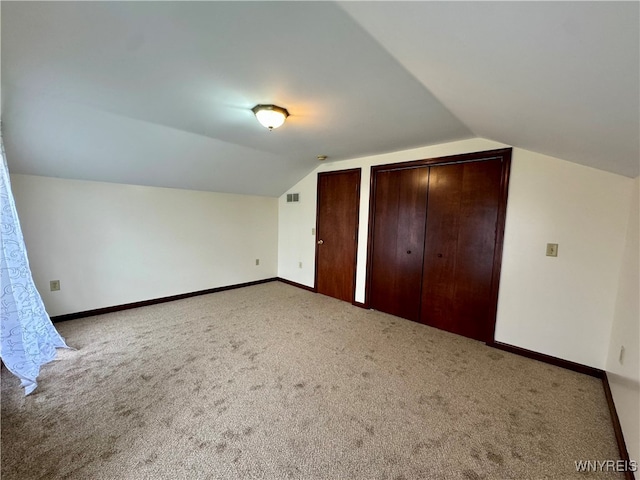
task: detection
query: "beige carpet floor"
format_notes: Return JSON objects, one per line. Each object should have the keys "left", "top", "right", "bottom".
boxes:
{"left": 1, "top": 281, "right": 622, "bottom": 479}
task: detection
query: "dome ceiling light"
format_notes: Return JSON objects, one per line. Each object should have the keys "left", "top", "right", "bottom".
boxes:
{"left": 252, "top": 104, "right": 289, "bottom": 131}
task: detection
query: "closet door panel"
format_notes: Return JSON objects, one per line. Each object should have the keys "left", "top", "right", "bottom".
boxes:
{"left": 419, "top": 164, "right": 462, "bottom": 324}
{"left": 421, "top": 160, "right": 503, "bottom": 341}
{"left": 370, "top": 167, "right": 428, "bottom": 321}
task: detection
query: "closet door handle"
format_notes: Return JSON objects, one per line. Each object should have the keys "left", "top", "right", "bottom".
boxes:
{"left": 437, "top": 253, "right": 443, "bottom": 258}
{"left": 406, "top": 250, "right": 412, "bottom": 254}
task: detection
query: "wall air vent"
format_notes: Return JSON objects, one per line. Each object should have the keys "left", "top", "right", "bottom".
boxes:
{"left": 286, "top": 193, "right": 300, "bottom": 203}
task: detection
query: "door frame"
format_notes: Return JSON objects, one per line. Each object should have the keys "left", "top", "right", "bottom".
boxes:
{"left": 314, "top": 168, "right": 362, "bottom": 303}
{"left": 365, "top": 148, "right": 512, "bottom": 342}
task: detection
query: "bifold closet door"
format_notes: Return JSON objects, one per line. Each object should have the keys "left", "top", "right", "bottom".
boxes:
{"left": 420, "top": 160, "right": 503, "bottom": 341}
{"left": 369, "top": 167, "right": 429, "bottom": 321}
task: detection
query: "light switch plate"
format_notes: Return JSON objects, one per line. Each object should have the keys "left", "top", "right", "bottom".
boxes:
{"left": 546, "top": 243, "right": 558, "bottom": 257}
{"left": 50, "top": 280, "right": 60, "bottom": 291}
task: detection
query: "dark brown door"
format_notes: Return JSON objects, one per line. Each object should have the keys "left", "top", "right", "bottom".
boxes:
{"left": 369, "top": 167, "right": 429, "bottom": 321}
{"left": 420, "top": 160, "right": 503, "bottom": 341}
{"left": 315, "top": 169, "right": 361, "bottom": 302}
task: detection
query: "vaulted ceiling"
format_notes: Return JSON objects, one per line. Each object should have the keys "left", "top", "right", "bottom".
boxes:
{"left": 2, "top": 2, "right": 638, "bottom": 197}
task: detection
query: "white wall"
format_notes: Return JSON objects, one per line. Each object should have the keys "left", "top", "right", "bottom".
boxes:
{"left": 277, "top": 138, "right": 633, "bottom": 369}
{"left": 11, "top": 174, "right": 278, "bottom": 316}
{"left": 496, "top": 149, "right": 632, "bottom": 368}
{"left": 606, "top": 176, "right": 639, "bottom": 463}
{"left": 278, "top": 172, "right": 318, "bottom": 286}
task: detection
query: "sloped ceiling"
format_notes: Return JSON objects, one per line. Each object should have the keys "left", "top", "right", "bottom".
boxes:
{"left": 2, "top": 2, "right": 638, "bottom": 197}
{"left": 340, "top": 1, "right": 640, "bottom": 178}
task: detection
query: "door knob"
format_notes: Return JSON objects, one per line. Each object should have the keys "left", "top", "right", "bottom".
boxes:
{"left": 437, "top": 253, "right": 443, "bottom": 257}
{"left": 317, "top": 240, "right": 324, "bottom": 245}
{"left": 406, "top": 250, "right": 412, "bottom": 254}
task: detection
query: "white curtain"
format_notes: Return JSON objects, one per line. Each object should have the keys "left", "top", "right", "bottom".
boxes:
{"left": 0, "top": 128, "right": 68, "bottom": 395}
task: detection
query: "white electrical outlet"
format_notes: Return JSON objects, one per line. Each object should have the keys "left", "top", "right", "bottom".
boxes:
{"left": 299, "top": 262, "right": 303, "bottom": 269}
{"left": 312, "top": 228, "right": 316, "bottom": 235}
{"left": 619, "top": 345, "right": 625, "bottom": 365}
{"left": 50, "top": 280, "right": 60, "bottom": 291}
{"left": 255, "top": 259, "right": 260, "bottom": 266}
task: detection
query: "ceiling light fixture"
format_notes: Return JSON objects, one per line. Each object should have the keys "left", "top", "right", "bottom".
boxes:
{"left": 252, "top": 104, "right": 289, "bottom": 130}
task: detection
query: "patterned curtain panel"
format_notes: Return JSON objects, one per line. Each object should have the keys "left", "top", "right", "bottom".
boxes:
{"left": 0, "top": 130, "right": 68, "bottom": 395}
